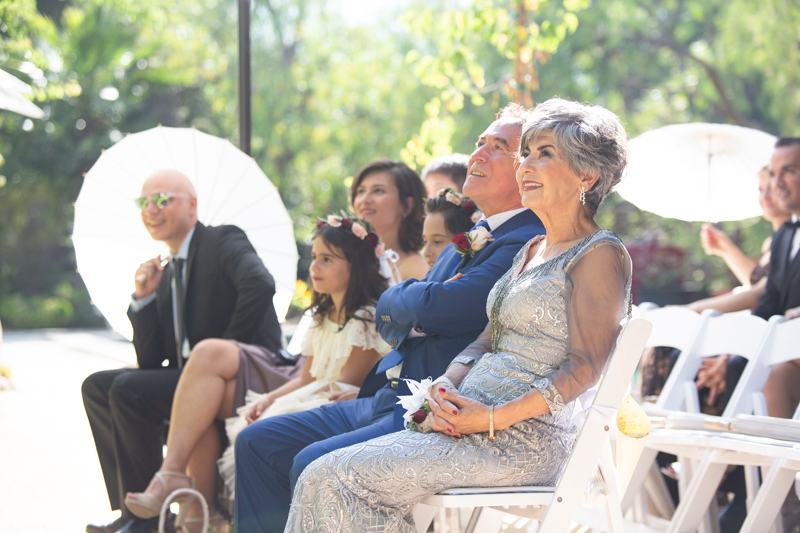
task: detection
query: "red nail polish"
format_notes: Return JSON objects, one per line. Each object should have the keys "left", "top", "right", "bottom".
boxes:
{"left": 452, "top": 410, "right": 458, "bottom": 415}
{"left": 447, "top": 428, "right": 452, "bottom": 432}
{"left": 438, "top": 387, "right": 446, "bottom": 394}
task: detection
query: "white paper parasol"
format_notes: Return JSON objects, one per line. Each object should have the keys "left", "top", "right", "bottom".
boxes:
{"left": 0, "top": 68, "right": 45, "bottom": 119}
{"left": 616, "top": 123, "right": 776, "bottom": 222}
{"left": 73, "top": 126, "right": 297, "bottom": 340}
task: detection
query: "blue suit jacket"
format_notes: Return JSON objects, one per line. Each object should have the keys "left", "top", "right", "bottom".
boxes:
{"left": 360, "top": 209, "right": 545, "bottom": 430}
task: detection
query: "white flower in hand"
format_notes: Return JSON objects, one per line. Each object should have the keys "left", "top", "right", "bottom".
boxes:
{"left": 397, "top": 378, "right": 435, "bottom": 431}
{"left": 469, "top": 226, "right": 494, "bottom": 252}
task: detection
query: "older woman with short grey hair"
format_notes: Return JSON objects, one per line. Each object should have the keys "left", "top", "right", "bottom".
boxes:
{"left": 283, "top": 98, "right": 632, "bottom": 533}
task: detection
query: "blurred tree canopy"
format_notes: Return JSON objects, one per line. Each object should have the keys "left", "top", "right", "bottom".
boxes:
{"left": 0, "top": 0, "right": 797, "bottom": 327}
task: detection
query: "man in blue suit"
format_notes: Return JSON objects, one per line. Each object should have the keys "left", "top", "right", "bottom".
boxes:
{"left": 234, "top": 104, "right": 546, "bottom": 533}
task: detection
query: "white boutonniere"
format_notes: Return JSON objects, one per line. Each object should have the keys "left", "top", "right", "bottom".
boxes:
{"left": 452, "top": 226, "right": 494, "bottom": 257}
{"left": 396, "top": 378, "right": 435, "bottom": 433}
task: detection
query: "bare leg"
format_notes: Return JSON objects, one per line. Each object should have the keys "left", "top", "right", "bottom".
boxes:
{"left": 185, "top": 424, "right": 223, "bottom": 518}
{"left": 764, "top": 359, "right": 800, "bottom": 418}
{"left": 127, "top": 339, "right": 240, "bottom": 504}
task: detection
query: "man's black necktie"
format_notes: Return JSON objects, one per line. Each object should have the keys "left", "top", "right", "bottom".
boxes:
{"left": 172, "top": 258, "right": 186, "bottom": 369}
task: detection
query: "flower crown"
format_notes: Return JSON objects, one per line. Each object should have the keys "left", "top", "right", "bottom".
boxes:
{"left": 436, "top": 188, "right": 482, "bottom": 224}
{"left": 315, "top": 213, "right": 384, "bottom": 256}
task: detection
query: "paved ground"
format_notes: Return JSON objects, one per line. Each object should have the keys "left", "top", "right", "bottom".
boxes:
{"left": 0, "top": 329, "right": 135, "bottom": 532}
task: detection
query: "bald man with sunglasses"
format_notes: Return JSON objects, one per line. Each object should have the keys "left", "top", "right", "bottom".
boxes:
{"left": 82, "top": 170, "right": 287, "bottom": 533}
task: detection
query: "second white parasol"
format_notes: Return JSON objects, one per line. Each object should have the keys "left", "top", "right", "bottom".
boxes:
{"left": 73, "top": 126, "right": 297, "bottom": 341}
{"left": 616, "top": 123, "right": 776, "bottom": 222}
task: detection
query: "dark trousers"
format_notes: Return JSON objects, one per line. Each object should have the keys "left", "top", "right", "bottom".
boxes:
{"left": 234, "top": 387, "right": 396, "bottom": 533}
{"left": 82, "top": 367, "right": 181, "bottom": 517}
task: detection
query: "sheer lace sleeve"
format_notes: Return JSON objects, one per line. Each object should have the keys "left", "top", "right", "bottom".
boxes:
{"left": 539, "top": 240, "right": 631, "bottom": 412}
{"left": 450, "top": 322, "right": 491, "bottom": 366}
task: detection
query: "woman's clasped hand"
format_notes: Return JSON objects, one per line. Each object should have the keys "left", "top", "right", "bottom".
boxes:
{"left": 427, "top": 384, "right": 492, "bottom": 438}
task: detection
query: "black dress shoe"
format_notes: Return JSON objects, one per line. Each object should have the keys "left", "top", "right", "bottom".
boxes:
{"left": 86, "top": 516, "right": 133, "bottom": 533}
{"left": 116, "top": 517, "right": 159, "bottom": 533}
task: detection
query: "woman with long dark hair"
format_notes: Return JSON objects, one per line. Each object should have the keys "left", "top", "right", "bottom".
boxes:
{"left": 351, "top": 160, "right": 428, "bottom": 280}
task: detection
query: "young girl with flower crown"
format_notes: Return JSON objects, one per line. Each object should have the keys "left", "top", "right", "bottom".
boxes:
{"left": 422, "top": 188, "right": 482, "bottom": 269}
{"left": 125, "top": 216, "right": 390, "bottom": 532}
{"left": 216, "top": 215, "right": 391, "bottom": 498}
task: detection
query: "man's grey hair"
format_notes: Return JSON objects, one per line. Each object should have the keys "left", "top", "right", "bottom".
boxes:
{"left": 496, "top": 102, "right": 530, "bottom": 125}
{"left": 520, "top": 98, "right": 629, "bottom": 216}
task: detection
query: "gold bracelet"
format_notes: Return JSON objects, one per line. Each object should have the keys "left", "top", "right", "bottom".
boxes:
{"left": 488, "top": 405, "right": 496, "bottom": 440}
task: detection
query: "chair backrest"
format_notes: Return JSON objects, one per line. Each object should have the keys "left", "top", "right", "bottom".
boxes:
{"left": 725, "top": 315, "right": 800, "bottom": 418}
{"left": 654, "top": 310, "right": 769, "bottom": 413}
{"left": 538, "top": 318, "right": 652, "bottom": 530}
{"left": 641, "top": 306, "right": 706, "bottom": 354}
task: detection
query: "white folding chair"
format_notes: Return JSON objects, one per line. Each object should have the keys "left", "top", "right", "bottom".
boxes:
{"left": 623, "top": 309, "right": 771, "bottom": 532}
{"left": 412, "top": 318, "right": 653, "bottom": 533}
{"left": 648, "top": 316, "right": 800, "bottom": 533}
{"left": 619, "top": 306, "right": 709, "bottom": 525}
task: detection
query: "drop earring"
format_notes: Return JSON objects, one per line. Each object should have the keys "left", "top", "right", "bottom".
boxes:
{"left": 579, "top": 186, "right": 586, "bottom": 206}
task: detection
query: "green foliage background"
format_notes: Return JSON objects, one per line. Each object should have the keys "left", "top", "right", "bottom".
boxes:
{"left": 0, "top": 0, "right": 796, "bottom": 327}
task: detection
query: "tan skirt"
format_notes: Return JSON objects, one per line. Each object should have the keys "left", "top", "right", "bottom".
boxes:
{"left": 230, "top": 341, "right": 306, "bottom": 410}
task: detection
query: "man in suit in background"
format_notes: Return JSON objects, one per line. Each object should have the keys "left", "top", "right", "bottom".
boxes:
{"left": 753, "top": 138, "right": 800, "bottom": 419}
{"left": 82, "top": 170, "right": 284, "bottom": 533}
{"left": 234, "top": 104, "right": 546, "bottom": 533}
{"left": 754, "top": 138, "right": 800, "bottom": 321}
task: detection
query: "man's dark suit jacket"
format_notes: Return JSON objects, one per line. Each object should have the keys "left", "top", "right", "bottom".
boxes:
{"left": 368, "top": 209, "right": 546, "bottom": 430}
{"left": 754, "top": 221, "right": 800, "bottom": 320}
{"left": 128, "top": 221, "right": 283, "bottom": 366}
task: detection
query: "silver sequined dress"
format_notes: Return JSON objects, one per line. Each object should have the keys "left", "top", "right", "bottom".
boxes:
{"left": 285, "top": 230, "right": 631, "bottom": 533}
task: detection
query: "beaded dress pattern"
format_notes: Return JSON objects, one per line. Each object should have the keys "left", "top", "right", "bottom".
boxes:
{"left": 285, "top": 230, "right": 631, "bottom": 533}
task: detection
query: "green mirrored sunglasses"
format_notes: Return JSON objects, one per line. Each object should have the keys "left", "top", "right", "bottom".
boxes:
{"left": 134, "top": 192, "right": 179, "bottom": 210}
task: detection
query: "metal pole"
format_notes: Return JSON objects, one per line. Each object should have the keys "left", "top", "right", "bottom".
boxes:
{"left": 238, "top": 0, "right": 251, "bottom": 155}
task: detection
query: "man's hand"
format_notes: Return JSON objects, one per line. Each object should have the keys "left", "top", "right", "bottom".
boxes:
{"left": 696, "top": 355, "right": 729, "bottom": 406}
{"left": 134, "top": 256, "right": 165, "bottom": 299}
{"left": 445, "top": 273, "right": 463, "bottom": 283}
{"left": 328, "top": 389, "right": 359, "bottom": 402}
{"left": 427, "top": 384, "right": 490, "bottom": 437}
{"left": 786, "top": 306, "right": 800, "bottom": 320}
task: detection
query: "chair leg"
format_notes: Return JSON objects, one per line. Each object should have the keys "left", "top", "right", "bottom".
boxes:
{"left": 413, "top": 503, "right": 437, "bottom": 533}
{"left": 621, "top": 447, "right": 659, "bottom": 511}
{"left": 463, "top": 507, "right": 504, "bottom": 533}
{"left": 740, "top": 459, "right": 797, "bottom": 533}
{"left": 666, "top": 452, "right": 728, "bottom": 533}
{"left": 680, "top": 455, "right": 719, "bottom": 533}
{"left": 599, "top": 439, "right": 625, "bottom": 533}
{"left": 645, "top": 461, "right": 675, "bottom": 519}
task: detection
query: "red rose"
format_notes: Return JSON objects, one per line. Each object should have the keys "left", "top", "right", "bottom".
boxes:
{"left": 462, "top": 199, "right": 477, "bottom": 215}
{"left": 452, "top": 232, "right": 471, "bottom": 250}
{"left": 341, "top": 218, "right": 351, "bottom": 228}
{"left": 316, "top": 220, "right": 326, "bottom": 229}
{"left": 412, "top": 409, "right": 428, "bottom": 424}
{"left": 366, "top": 231, "right": 379, "bottom": 248}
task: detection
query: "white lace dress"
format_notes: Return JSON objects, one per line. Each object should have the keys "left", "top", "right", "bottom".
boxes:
{"left": 218, "top": 305, "right": 391, "bottom": 497}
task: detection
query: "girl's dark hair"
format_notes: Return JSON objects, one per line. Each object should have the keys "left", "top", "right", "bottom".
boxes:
{"left": 425, "top": 197, "right": 475, "bottom": 236}
{"left": 349, "top": 160, "right": 425, "bottom": 253}
{"left": 308, "top": 223, "right": 388, "bottom": 327}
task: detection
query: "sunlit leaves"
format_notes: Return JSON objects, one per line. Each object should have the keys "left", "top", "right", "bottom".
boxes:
{"left": 398, "top": 0, "right": 587, "bottom": 165}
